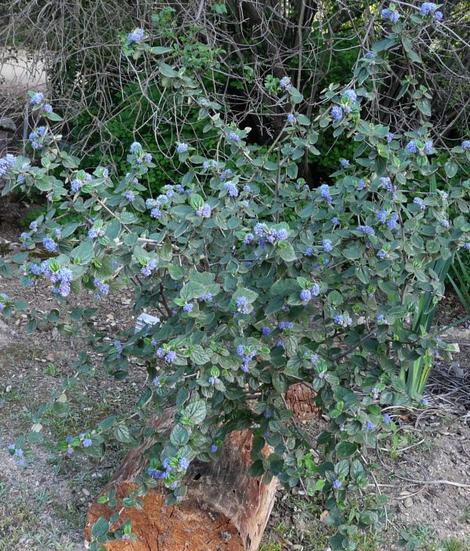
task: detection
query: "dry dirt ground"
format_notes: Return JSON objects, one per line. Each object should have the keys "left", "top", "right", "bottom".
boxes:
{"left": 0, "top": 204, "right": 469, "bottom": 551}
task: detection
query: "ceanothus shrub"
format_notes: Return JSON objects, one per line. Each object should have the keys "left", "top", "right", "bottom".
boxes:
{"left": 1, "top": 19, "right": 470, "bottom": 551}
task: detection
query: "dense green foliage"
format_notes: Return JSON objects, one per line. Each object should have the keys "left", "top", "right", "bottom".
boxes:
{"left": 1, "top": 4, "right": 469, "bottom": 551}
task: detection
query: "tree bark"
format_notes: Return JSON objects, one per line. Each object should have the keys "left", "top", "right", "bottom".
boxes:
{"left": 86, "top": 383, "right": 318, "bottom": 551}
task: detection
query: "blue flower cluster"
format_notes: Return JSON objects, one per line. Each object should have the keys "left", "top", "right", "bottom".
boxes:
{"left": 248, "top": 223, "right": 288, "bottom": 246}
{"left": 127, "top": 28, "right": 145, "bottom": 44}
{"left": 334, "top": 313, "right": 352, "bottom": 327}
{"left": 196, "top": 203, "right": 212, "bottom": 218}
{"left": 176, "top": 142, "right": 189, "bottom": 154}
{"left": 224, "top": 180, "right": 238, "bottom": 197}
{"left": 156, "top": 348, "right": 177, "bottom": 363}
{"left": 0, "top": 293, "right": 8, "bottom": 311}
{"left": 236, "top": 344, "right": 256, "bottom": 373}
{"left": 381, "top": 6, "right": 400, "bottom": 23}
{"left": 141, "top": 259, "right": 157, "bottom": 277}
{"left": 357, "top": 225, "right": 375, "bottom": 236}
{"left": 29, "top": 126, "right": 47, "bottom": 150}
{"left": 377, "top": 209, "right": 399, "bottom": 230}
{"left": 299, "top": 283, "right": 320, "bottom": 303}
{"left": 330, "top": 105, "right": 343, "bottom": 122}
{"left": 279, "top": 76, "right": 292, "bottom": 90}
{"left": 235, "top": 295, "right": 250, "bottom": 314}
{"left": 413, "top": 197, "right": 426, "bottom": 210}
{"left": 0, "top": 154, "right": 17, "bottom": 177}
{"left": 462, "top": 140, "right": 470, "bottom": 151}
{"left": 29, "top": 262, "right": 72, "bottom": 297}
{"left": 71, "top": 172, "right": 92, "bottom": 193}
{"left": 128, "top": 142, "right": 152, "bottom": 165}
{"left": 30, "top": 92, "right": 44, "bottom": 105}
{"left": 319, "top": 184, "right": 332, "bottom": 204}
{"left": 94, "top": 278, "right": 109, "bottom": 298}
{"left": 420, "top": 3, "right": 443, "bottom": 22}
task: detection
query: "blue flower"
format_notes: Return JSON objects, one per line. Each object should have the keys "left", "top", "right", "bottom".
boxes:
{"left": 42, "top": 237, "right": 57, "bottom": 252}
{"left": 224, "top": 181, "right": 238, "bottom": 197}
{"left": 365, "top": 51, "right": 375, "bottom": 59}
{"left": 227, "top": 131, "right": 240, "bottom": 143}
{"left": 196, "top": 204, "right": 211, "bottom": 218}
{"left": 377, "top": 249, "right": 387, "bottom": 259}
{"left": 279, "top": 76, "right": 292, "bottom": 90}
{"left": 141, "top": 259, "right": 157, "bottom": 277}
{"left": 332, "top": 479, "right": 342, "bottom": 489}
{"left": 150, "top": 207, "right": 162, "bottom": 219}
{"left": 330, "top": 105, "right": 343, "bottom": 122}
{"left": 434, "top": 10, "right": 443, "bottom": 22}
{"left": 165, "top": 351, "right": 177, "bottom": 363}
{"left": 439, "top": 219, "right": 450, "bottom": 229}
{"left": 376, "top": 314, "right": 385, "bottom": 323}
{"left": 94, "top": 278, "right": 109, "bottom": 298}
{"left": 300, "top": 289, "right": 312, "bottom": 303}
{"left": 342, "top": 89, "right": 357, "bottom": 103}
{"left": 383, "top": 413, "right": 392, "bottom": 425}
{"left": 379, "top": 177, "right": 395, "bottom": 193}
{"left": 423, "top": 139, "right": 434, "bottom": 155}
{"left": 179, "top": 457, "right": 190, "bottom": 470}
{"left": 278, "top": 321, "right": 294, "bottom": 330}
{"left": 244, "top": 233, "right": 254, "bottom": 245}
{"left": 310, "top": 353, "right": 319, "bottom": 365}
{"left": 144, "top": 153, "right": 153, "bottom": 163}
{"left": 366, "top": 421, "right": 376, "bottom": 431}
{"left": 287, "top": 113, "right": 296, "bottom": 124}
{"left": 420, "top": 2, "right": 438, "bottom": 16}
{"left": 406, "top": 140, "right": 417, "bottom": 154}
{"left": 339, "top": 158, "right": 349, "bottom": 168}
{"left": 319, "top": 184, "right": 332, "bottom": 204}
{"left": 461, "top": 140, "right": 470, "bottom": 151}
{"left": 0, "top": 154, "right": 16, "bottom": 176}
{"left": 147, "top": 468, "right": 165, "bottom": 479}
{"left": 176, "top": 142, "right": 189, "bottom": 154}
{"left": 311, "top": 283, "right": 320, "bottom": 296}
{"left": 236, "top": 295, "right": 250, "bottom": 314}
{"left": 88, "top": 227, "right": 98, "bottom": 239}
{"left": 200, "top": 292, "right": 213, "bottom": 302}
{"left": 357, "top": 225, "right": 375, "bottom": 236}
{"left": 377, "top": 209, "right": 388, "bottom": 224}
{"left": 220, "top": 168, "right": 233, "bottom": 180}
{"left": 386, "top": 132, "right": 395, "bottom": 143}
{"left": 274, "top": 228, "right": 288, "bottom": 241}
{"left": 357, "top": 179, "right": 366, "bottom": 191}
{"left": 43, "top": 103, "right": 53, "bottom": 113}
{"left": 83, "top": 438, "right": 92, "bottom": 448}
{"left": 210, "top": 444, "right": 218, "bottom": 453}
{"left": 183, "top": 302, "right": 193, "bottom": 313}
{"left": 208, "top": 376, "right": 219, "bottom": 385}
{"left": 331, "top": 217, "right": 340, "bottom": 225}
{"left": 30, "top": 92, "right": 44, "bottom": 105}
{"left": 129, "top": 142, "right": 141, "bottom": 154}
{"left": 261, "top": 326, "right": 272, "bottom": 336}
{"left": 386, "top": 212, "right": 399, "bottom": 230}
{"left": 413, "top": 197, "right": 426, "bottom": 210}
{"left": 127, "top": 28, "right": 145, "bottom": 44}
{"left": 381, "top": 7, "right": 400, "bottom": 23}
{"left": 71, "top": 179, "right": 82, "bottom": 193}
{"left": 305, "top": 246, "right": 314, "bottom": 257}
{"left": 322, "top": 239, "right": 333, "bottom": 253}
{"left": 124, "top": 191, "right": 135, "bottom": 202}
{"left": 464, "top": 243, "right": 470, "bottom": 251}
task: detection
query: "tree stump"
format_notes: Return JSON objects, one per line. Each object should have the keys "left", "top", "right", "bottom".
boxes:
{"left": 86, "top": 384, "right": 318, "bottom": 551}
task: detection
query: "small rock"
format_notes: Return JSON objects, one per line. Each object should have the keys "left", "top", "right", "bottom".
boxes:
{"left": 404, "top": 497, "right": 413, "bottom": 508}
{"left": 82, "top": 488, "right": 90, "bottom": 496}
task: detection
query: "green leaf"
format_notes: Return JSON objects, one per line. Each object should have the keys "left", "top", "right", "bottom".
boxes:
{"left": 170, "top": 424, "right": 190, "bottom": 446}
{"left": 444, "top": 160, "right": 458, "bottom": 179}
{"left": 336, "top": 441, "right": 358, "bottom": 458}
{"left": 71, "top": 240, "right": 94, "bottom": 265}
{"left": 190, "top": 345, "right": 211, "bottom": 365}
{"left": 113, "top": 424, "right": 133, "bottom": 443}
{"left": 277, "top": 242, "right": 296, "bottom": 262}
{"left": 91, "top": 517, "right": 109, "bottom": 539}
{"left": 183, "top": 400, "right": 207, "bottom": 425}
